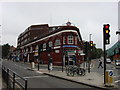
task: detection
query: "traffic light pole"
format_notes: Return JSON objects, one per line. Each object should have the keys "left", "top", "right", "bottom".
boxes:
{"left": 103, "top": 27, "right": 106, "bottom": 85}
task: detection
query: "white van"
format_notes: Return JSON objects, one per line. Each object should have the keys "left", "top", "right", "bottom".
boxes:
{"left": 115, "top": 60, "right": 120, "bottom": 69}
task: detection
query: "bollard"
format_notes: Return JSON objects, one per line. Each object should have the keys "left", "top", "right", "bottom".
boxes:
{"left": 31, "top": 62, "right": 35, "bottom": 69}
{"left": 25, "top": 79, "right": 27, "bottom": 90}
{"left": 105, "top": 70, "right": 114, "bottom": 87}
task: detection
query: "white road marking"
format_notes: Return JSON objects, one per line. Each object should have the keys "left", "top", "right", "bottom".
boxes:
{"left": 115, "top": 80, "right": 120, "bottom": 83}
{"left": 36, "top": 71, "right": 43, "bottom": 74}
{"left": 15, "top": 75, "right": 49, "bottom": 79}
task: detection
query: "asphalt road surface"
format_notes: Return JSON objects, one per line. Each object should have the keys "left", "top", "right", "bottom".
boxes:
{"left": 2, "top": 60, "right": 102, "bottom": 89}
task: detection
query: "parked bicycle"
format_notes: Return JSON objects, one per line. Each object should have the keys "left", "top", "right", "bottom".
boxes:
{"left": 65, "top": 65, "right": 86, "bottom": 76}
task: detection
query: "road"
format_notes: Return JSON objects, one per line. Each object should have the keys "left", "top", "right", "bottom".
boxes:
{"left": 2, "top": 60, "right": 102, "bottom": 89}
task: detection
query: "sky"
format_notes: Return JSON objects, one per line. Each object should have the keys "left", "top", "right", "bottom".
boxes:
{"left": 1, "top": 0, "right": 119, "bottom": 50}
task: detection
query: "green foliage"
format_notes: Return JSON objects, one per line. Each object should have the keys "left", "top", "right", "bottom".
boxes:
{"left": 2, "top": 43, "right": 10, "bottom": 59}
{"left": 83, "top": 41, "right": 103, "bottom": 59}
{"left": 91, "top": 48, "right": 103, "bottom": 59}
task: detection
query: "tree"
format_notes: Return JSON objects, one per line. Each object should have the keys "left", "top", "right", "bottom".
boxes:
{"left": 91, "top": 48, "right": 103, "bottom": 59}
{"left": 2, "top": 43, "right": 10, "bottom": 59}
{"left": 83, "top": 41, "right": 103, "bottom": 59}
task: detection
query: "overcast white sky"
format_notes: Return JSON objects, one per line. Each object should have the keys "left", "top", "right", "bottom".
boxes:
{"left": 1, "top": 0, "right": 119, "bottom": 50}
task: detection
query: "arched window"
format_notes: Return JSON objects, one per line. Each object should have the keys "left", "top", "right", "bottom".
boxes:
{"left": 49, "top": 41, "right": 53, "bottom": 47}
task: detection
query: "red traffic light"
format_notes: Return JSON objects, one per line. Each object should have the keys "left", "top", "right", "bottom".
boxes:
{"left": 105, "top": 25, "right": 109, "bottom": 29}
{"left": 104, "top": 24, "right": 110, "bottom": 29}
{"left": 90, "top": 41, "right": 93, "bottom": 43}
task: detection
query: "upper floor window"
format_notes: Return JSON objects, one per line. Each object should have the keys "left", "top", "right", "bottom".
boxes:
{"left": 49, "top": 41, "right": 53, "bottom": 47}
{"left": 30, "top": 46, "right": 33, "bottom": 52}
{"left": 63, "top": 36, "right": 66, "bottom": 44}
{"left": 68, "top": 35, "right": 74, "bottom": 44}
{"left": 35, "top": 45, "right": 39, "bottom": 52}
{"left": 55, "top": 39, "right": 61, "bottom": 46}
{"left": 75, "top": 36, "right": 77, "bottom": 45}
{"left": 43, "top": 43, "right": 46, "bottom": 49}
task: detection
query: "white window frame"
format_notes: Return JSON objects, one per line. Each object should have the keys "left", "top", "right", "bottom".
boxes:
{"left": 68, "top": 35, "right": 74, "bottom": 44}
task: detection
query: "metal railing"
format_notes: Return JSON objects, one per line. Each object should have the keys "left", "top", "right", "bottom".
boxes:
{"left": 2, "top": 65, "right": 27, "bottom": 90}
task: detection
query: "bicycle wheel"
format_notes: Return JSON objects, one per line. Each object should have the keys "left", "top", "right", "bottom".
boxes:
{"left": 81, "top": 69, "right": 86, "bottom": 76}
{"left": 69, "top": 67, "right": 74, "bottom": 76}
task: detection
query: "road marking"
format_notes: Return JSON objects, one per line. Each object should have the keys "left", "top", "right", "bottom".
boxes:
{"left": 115, "top": 80, "right": 120, "bottom": 83}
{"left": 15, "top": 75, "right": 49, "bottom": 79}
{"left": 36, "top": 71, "right": 44, "bottom": 74}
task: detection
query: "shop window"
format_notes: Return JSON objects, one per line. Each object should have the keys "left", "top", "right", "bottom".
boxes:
{"left": 55, "top": 39, "right": 61, "bottom": 46}
{"left": 68, "top": 35, "right": 73, "bottom": 44}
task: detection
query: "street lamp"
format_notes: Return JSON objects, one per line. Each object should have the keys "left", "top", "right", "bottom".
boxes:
{"left": 88, "top": 34, "right": 92, "bottom": 73}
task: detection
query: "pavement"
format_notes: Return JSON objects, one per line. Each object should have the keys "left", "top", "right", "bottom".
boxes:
{"left": 31, "top": 63, "right": 118, "bottom": 90}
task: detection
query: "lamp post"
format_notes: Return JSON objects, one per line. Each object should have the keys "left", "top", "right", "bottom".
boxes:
{"left": 88, "top": 34, "right": 92, "bottom": 73}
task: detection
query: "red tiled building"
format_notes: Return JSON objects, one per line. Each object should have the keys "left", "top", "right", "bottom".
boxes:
{"left": 17, "top": 22, "right": 84, "bottom": 66}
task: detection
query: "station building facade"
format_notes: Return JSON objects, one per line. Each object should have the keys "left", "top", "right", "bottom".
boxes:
{"left": 17, "top": 22, "right": 84, "bottom": 66}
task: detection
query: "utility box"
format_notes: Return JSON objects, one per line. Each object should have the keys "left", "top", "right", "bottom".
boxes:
{"left": 105, "top": 70, "right": 114, "bottom": 87}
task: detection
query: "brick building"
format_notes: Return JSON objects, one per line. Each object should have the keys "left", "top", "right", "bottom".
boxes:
{"left": 17, "top": 22, "right": 84, "bottom": 66}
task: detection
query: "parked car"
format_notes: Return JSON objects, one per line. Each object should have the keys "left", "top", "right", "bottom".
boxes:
{"left": 106, "top": 58, "right": 111, "bottom": 64}
{"left": 115, "top": 60, "right": 120, "bottom": 69}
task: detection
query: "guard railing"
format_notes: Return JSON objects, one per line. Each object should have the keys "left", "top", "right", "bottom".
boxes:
{"left": 2, "top": 65, "right": 27, "bottom": 90}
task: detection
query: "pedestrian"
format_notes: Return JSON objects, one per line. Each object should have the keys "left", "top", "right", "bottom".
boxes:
{"left": 48, "top": 57, "right": 53, "bottom": 71}
{"left": 98, "top": 59, "right": 103, "bottom": 68}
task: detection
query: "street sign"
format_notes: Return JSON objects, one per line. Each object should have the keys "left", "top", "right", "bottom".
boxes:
{"left": 109, "top": 71, "right": 113, "bottom": 76}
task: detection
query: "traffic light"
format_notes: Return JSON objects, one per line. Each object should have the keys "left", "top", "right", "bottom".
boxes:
{"left": 90, "top": 41, "right": 93, "bottom": 49}
{"left": 103, "top": 24, "right": 110, "bottom": 44}
{"left": 84, "top": 42, "right": 89, "bottom": 54}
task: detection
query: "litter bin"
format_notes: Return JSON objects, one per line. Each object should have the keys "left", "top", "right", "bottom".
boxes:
{"left": 105, "top": 70, "right": 114, "bottom": 86}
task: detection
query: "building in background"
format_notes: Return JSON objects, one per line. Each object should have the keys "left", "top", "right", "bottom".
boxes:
{"left": 107, "top": 2, "right": 120, "bottom": 61}
{"left": 17, "top": 22, "right": 84, "bottom": 66}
